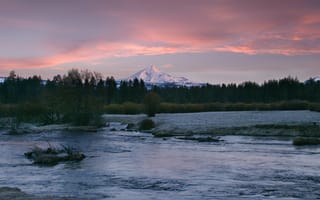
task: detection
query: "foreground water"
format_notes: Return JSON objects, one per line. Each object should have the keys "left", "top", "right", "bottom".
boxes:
{"left": 1, "top": 111, "right": 320, "bottom": 199}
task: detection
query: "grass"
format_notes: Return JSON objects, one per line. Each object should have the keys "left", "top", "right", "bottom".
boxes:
{"left": 103, "top": 100, "right": 320, "bottom": 114}
{"left": 103, "top": 102, "right": 144, "bottom": 114}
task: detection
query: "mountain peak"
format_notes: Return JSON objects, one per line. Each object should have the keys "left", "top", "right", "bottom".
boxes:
{"left": 147, "top": 65, "right": 160, "bottom": 73}
{"left": 125, "top": 65, "right": 202, "bottom": 87}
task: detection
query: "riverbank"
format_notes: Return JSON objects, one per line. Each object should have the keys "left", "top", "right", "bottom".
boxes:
{"left": 1, "top": 110, "right": 319, "bottom": 138}
{"left": 0, "top": 118, "right": 101, "bottom": 134}
{"left": 103, "top": 110, "right": 320, "bottom": 137}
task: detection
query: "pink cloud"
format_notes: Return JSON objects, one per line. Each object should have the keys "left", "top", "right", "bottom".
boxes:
{"left": 0, "top": 41, "right": 199, "bottom": 69}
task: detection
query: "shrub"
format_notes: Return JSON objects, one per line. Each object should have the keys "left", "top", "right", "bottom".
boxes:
{"left": 139, "top": 119, "right": 155, "bottom": 130}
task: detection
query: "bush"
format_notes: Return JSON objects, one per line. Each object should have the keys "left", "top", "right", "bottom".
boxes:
{"left": 139, "top": 119, "right": 155, "bottom": 130}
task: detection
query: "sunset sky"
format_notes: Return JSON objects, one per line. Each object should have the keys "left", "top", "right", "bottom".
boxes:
{"left": 0, "top": 0, "right": 319, "bottom": 83}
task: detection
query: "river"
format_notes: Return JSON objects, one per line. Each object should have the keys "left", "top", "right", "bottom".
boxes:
{"left": 1, "top": 111, "right": 320, "bottom": 199}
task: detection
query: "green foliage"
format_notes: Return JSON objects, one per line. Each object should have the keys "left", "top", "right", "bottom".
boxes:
{"left": 139, "top": 118, "right": 155, "bottom": 130}
{"left": 143, "top": 92, "right": 161, "bottom": 117}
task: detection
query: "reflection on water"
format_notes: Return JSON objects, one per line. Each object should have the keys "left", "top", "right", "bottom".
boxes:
{"left": 1, "top": 122, "right": 320, "bottom": 199}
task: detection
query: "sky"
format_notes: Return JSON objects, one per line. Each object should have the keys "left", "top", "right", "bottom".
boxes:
{"left": 0, "top": 0, "right": 319, "bottom": 84}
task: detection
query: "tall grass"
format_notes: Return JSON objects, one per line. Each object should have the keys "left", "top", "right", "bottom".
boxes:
{"left": 1, "top": 101, "right": 319, "bottom": 121}
{"left": 103, "top": 102, "right": 144, "bottom": 114}
{"left": 103, "top": 100, "right": 320, "bottom": 114}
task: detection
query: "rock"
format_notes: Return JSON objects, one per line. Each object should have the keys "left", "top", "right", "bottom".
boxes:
{"left": 105, "top": 122, "right": 128, "bottom": 131}
{"left": 24, "top": 145, "right": 85, "bottom": 166}
{"left": 177, "top": 136, "right": 222, "bottom": 142}
{"left": 126, "top": 123, "right": 135, "bottom": 130}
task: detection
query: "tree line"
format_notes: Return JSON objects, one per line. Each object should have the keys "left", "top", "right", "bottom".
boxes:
{"left": 1, "top": 70, "right": 319, "bottom": 105}
{"left": 153, "top": 77, "right": 320, "bottom": 103}
{"left": 0, "top": 69, "right": 319, "bottom": 124}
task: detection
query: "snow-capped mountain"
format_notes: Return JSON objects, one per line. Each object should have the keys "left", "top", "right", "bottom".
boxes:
{"left": 125, "top": 65, "right": 203, "bottom": 87}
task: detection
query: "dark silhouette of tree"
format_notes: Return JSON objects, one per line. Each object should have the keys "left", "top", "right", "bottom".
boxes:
{"left": 105, "top": 77, "right": 117, "bottom": 104}
{"left": 143, "top": 92, "right": 161, "bottom": 117}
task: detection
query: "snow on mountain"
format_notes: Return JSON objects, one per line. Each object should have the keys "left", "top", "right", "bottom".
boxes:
{"left": 304, "top": 76, "right": 320, "bottom": 83}
{"left": 0, "top": 77, "right": 5, "bottom": 83}
{"left": 125, "top": 65, "right": 202, "bottom": 87}
{"left": 313, "top": 76, "right": 320, "bottom": 82}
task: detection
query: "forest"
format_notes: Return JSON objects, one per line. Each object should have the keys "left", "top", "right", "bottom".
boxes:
{"left": 0, "top": 69, "right": 319, "bottom": 125}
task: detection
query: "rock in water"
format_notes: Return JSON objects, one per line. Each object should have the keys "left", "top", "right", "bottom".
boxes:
{"left": 24, "top": 145, "right": 85, "bottom": 166}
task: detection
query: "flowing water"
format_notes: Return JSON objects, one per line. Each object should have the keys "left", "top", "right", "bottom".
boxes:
{"left": 1, "top": 111, "right": 320, "bottom": 199}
